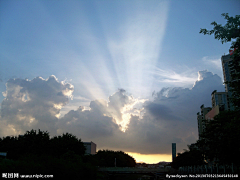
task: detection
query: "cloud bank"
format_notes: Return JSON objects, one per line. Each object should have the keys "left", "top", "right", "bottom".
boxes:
{"left": 0, "top": 70, "right": 225, "bottom": 154}
{"left": 0, "top": 76, "right": 73, "bottom": 136}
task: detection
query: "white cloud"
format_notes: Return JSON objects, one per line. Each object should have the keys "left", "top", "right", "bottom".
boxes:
{"left": 0, "top": 75, "right": 73, "bottom": 136}
{"left": 153, "top": 67, "right": 197, "bottom": 85}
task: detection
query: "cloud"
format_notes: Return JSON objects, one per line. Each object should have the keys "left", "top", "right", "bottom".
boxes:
{"left": 0, "top": 71, "right": 225, "bottom": 155}
{"left": 107, "top": 89, "right": 133, "bottom": 123}
{"left": 0, "top": 75, "right": 73, "bottom": 136}
{"left": 152, "top": 67, "right": 197, "bottom": 85}
{"left": 57, "top": 103, "right": 122, "bottom": 139}
{"left": 143, "top": 102, "right": 181, "bottom": 122}
{"left": 115, "top": 70, "right": 224, "bottom": 154}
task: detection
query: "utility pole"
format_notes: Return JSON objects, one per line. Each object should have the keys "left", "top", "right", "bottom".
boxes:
{"left": 115, "top": 158, "right": 116, "bottom": 167}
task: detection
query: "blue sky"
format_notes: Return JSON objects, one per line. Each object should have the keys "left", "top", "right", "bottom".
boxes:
{"left": 0, "top": 0, "right": 239, "bottom": 163}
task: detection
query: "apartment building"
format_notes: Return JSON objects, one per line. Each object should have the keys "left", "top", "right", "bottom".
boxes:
{"left": 197, "top": 104, "right": 211, "bottom": 140}
{"left": 221, "top": 53, "right": 239, "bottom": 110}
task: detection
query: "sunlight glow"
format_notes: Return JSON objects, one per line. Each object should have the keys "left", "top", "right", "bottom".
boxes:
{"left": 119, "top": 113, "right": 131, "bottom": 132}
{"left": 54, "top": 1, "right": 170, "bottom": 119}
{"left": 54, "top": 104, "right": 63, "bottom": 110}
{"left": 22, "top": 93, "right": 31, "bottom": 102}
{"left": 7, "top": 124, "right": 18, "bottom": 136}
{"left": 118, "top": 98, "right": 148, "bottom": 132}
{"left": 126, "top": 152, "right": 172, "bottom": 164}
{"left": 99, "top": 1, "right": 170, "bottom": 98}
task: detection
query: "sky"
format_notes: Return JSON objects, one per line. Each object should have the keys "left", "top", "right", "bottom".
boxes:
{"left": 0, "top": 0, "right": 239, "bottom": 163}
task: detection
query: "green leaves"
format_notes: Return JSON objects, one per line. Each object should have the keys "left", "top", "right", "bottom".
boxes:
{"left": 199, "top": 13, "right": 240, "bottom": 45}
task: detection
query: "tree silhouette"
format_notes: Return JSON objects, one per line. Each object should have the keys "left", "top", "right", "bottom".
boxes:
{"left": 170, "top": 145, "right": 205, "bottom": 169}
{"left": 197, "top": 111, "right": 240, "bottom": 166}
{"left": 0, "top": 129, "right": 94, "bottom": 179}
{"left": 95, "top": 150, "right": 136, "bottom": 167}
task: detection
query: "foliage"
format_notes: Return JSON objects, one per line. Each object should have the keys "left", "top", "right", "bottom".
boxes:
{"left": 199, "top": 13, "right": 240, "bottom": 46}
{"left": 197, "top": 110, "right": 240, "bottom": 166}
{"left": 0, "top": 129, "right": 137, "bottom": 179}
{"left": 170, "top": 145, "right": 205, "bottom": 169}
{"left": 0, "top": 129, "right": 97, "bottom": 180}
{"left": 0, "top": 129, "right": 86, "bottom": 160}
{"left": 49, "top": 132, "right": 86, "bottom": 158}
{"left": 95, "top": 150, "right": 136, "bottom": 167}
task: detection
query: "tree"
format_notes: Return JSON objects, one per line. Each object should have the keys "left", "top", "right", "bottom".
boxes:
{"left": 199, "top": 13, "right": 240, "bottom": 46}
{"left": 197, "top": 111, "right": 240, "bottom": 166}
{"left": 49, "top": 132, "right": 86, "bottom": 158}
{"left": 95, "top": 150, "right": 136, "bottom": 167}
{"left": 170, "top": 145, "right": 205, "bottom": 169}
{"left": 200, "top": 13, "right": 240, "bottom": 110}
{"left": 0, "top": 129, "right": 50, "bottom": 160}
{"left": 0, "top": 129, "right": 96, "bottom": 179}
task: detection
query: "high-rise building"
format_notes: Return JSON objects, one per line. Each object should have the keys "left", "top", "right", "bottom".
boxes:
{"left": 197, "top": 104, "right": 211, "bottom": 139}
{"left": 221, "top": 53, "right": 239, "bottom": 110}
{"left": 172, "top": 143, "right": 176, "bottom": 162}
{"left": 221, "top": 54, "right": 234, "bottom": 93}
{"left": 211, "top": 90, "right": 229, "bottom": 110}
{"left": 205, "top": 90, "right": 229, "bottom": 120}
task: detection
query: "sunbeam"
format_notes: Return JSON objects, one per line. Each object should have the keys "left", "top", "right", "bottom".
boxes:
{"left": 97, "top": 0, "right": 170, "bottom": 98}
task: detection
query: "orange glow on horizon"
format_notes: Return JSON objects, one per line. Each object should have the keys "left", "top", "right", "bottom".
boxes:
{"left": 126, "top": 152, "right": 172, "bottom": 164}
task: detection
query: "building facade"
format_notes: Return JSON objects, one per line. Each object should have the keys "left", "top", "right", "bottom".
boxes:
{"left": 221, "top": 53, "right": 239, "bottom": 110}
{"left": 211, "top": 90, "right": 229, "bottom": 111}
{"left": 205, "top": 90, "right": 229, "bottom": 120}
{"left": 197, "top": 104, "right": 211, "bottom": 139}
{"left": 83, "top": 141, "right": 96, "bottom": 155}
{"left": 221, "top": 54, "right": 234, "bottom": 93}
{"left": 205, "top": 105, "right": 220, "bottom": 120}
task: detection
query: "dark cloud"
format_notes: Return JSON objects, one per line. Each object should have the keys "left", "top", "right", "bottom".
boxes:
{"left": 57, "top": 103, "right": 121, "bottom": 139}
{"left": 118, "top": 88, "right": 126, "bottom": 93}
{"left": 143, "top": 102, "right": 181, "bottom": 121}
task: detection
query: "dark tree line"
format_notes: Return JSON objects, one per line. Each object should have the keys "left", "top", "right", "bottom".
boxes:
{"left": 0, "top": 129, "right": 95, "bottom": 179}
{"left": 170, "top": 145, "right": 205, "bottom": 169}
{"left": 196, "top": 110, "right": 240, "bottom": 166}
{"left": 0, "top": 130, "right": 86, "bottom": 160}
{"left": 94, "top": 150, "right": 136, "bottom": 167}
{"left": 0, "top": 129, "right": 136, "bottom": 179}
